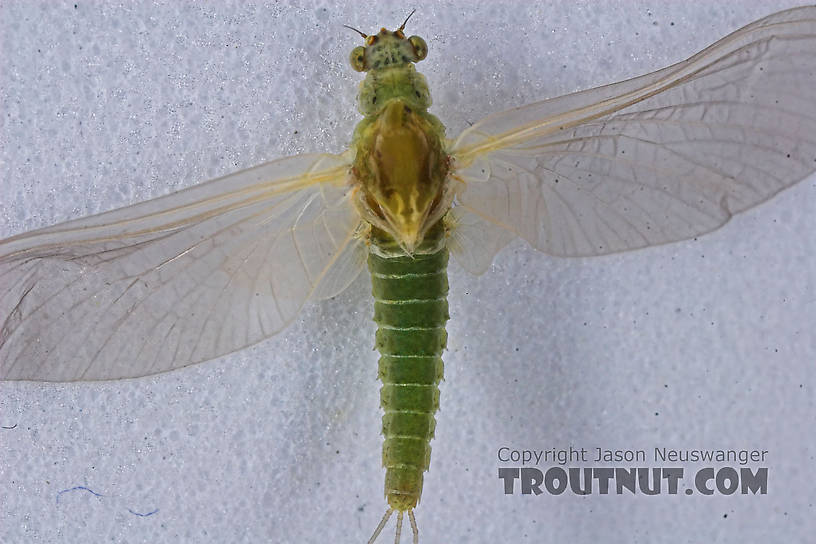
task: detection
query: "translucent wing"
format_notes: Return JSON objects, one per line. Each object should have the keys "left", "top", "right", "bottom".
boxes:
{"left": 450, "top": 6, "right": 816, "bottom": 261}
{"left": 0, "top": 153, "right": 365, "bottom": 382}
{"left": 446, "top": 208, "right": 515, "bottom": 275}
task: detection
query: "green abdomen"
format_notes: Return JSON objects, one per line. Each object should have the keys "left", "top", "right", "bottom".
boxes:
{"left": 368, "top": 222, "right": 449, "bottom": 511}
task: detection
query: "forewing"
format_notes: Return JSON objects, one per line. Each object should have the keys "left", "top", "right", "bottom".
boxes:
{"left": 0, "top": 153, "right": 364, "bottom": 381}
{"left": 450, "top": 6, "right": 816, "bottom": 259}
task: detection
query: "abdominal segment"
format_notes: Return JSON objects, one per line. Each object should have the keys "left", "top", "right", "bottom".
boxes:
{"left": 368, "top": 221, "right": 449, "bottom": 510}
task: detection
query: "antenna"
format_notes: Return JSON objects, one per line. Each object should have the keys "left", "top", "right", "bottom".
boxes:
{"left": 398, "top": 9, "right": 416, "bottom": 32}
{"left": 342, "top": 24, "right": 367, "bottom": 39}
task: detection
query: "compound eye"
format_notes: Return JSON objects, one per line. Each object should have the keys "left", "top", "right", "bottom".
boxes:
{"left": 350, "top": 46, "right": 366, "bottom": 72}
{"left": 408, "top": 36, "right": 427, "bottom": 61}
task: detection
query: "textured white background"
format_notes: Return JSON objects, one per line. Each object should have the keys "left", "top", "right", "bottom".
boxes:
{"left": 1, "top": 1, "right": 814, "bottom": 543}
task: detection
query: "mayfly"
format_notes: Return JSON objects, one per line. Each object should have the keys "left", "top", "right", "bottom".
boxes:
{"left": 2, "top": 6, "right": 816, "bottom": 543}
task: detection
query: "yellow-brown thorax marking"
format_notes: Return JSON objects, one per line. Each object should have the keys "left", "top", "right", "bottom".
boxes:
{"left": 353, "top": 99, "right": 448, "bottom": 252}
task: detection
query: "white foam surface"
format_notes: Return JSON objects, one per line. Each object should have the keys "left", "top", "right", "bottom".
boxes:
{"left": 1, "top": 1, "right": 814, "bottom": 542}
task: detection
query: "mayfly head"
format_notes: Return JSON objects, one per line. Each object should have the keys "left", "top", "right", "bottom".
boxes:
{"left": 346, "top": 10, "right": 427, "bottom": 73}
